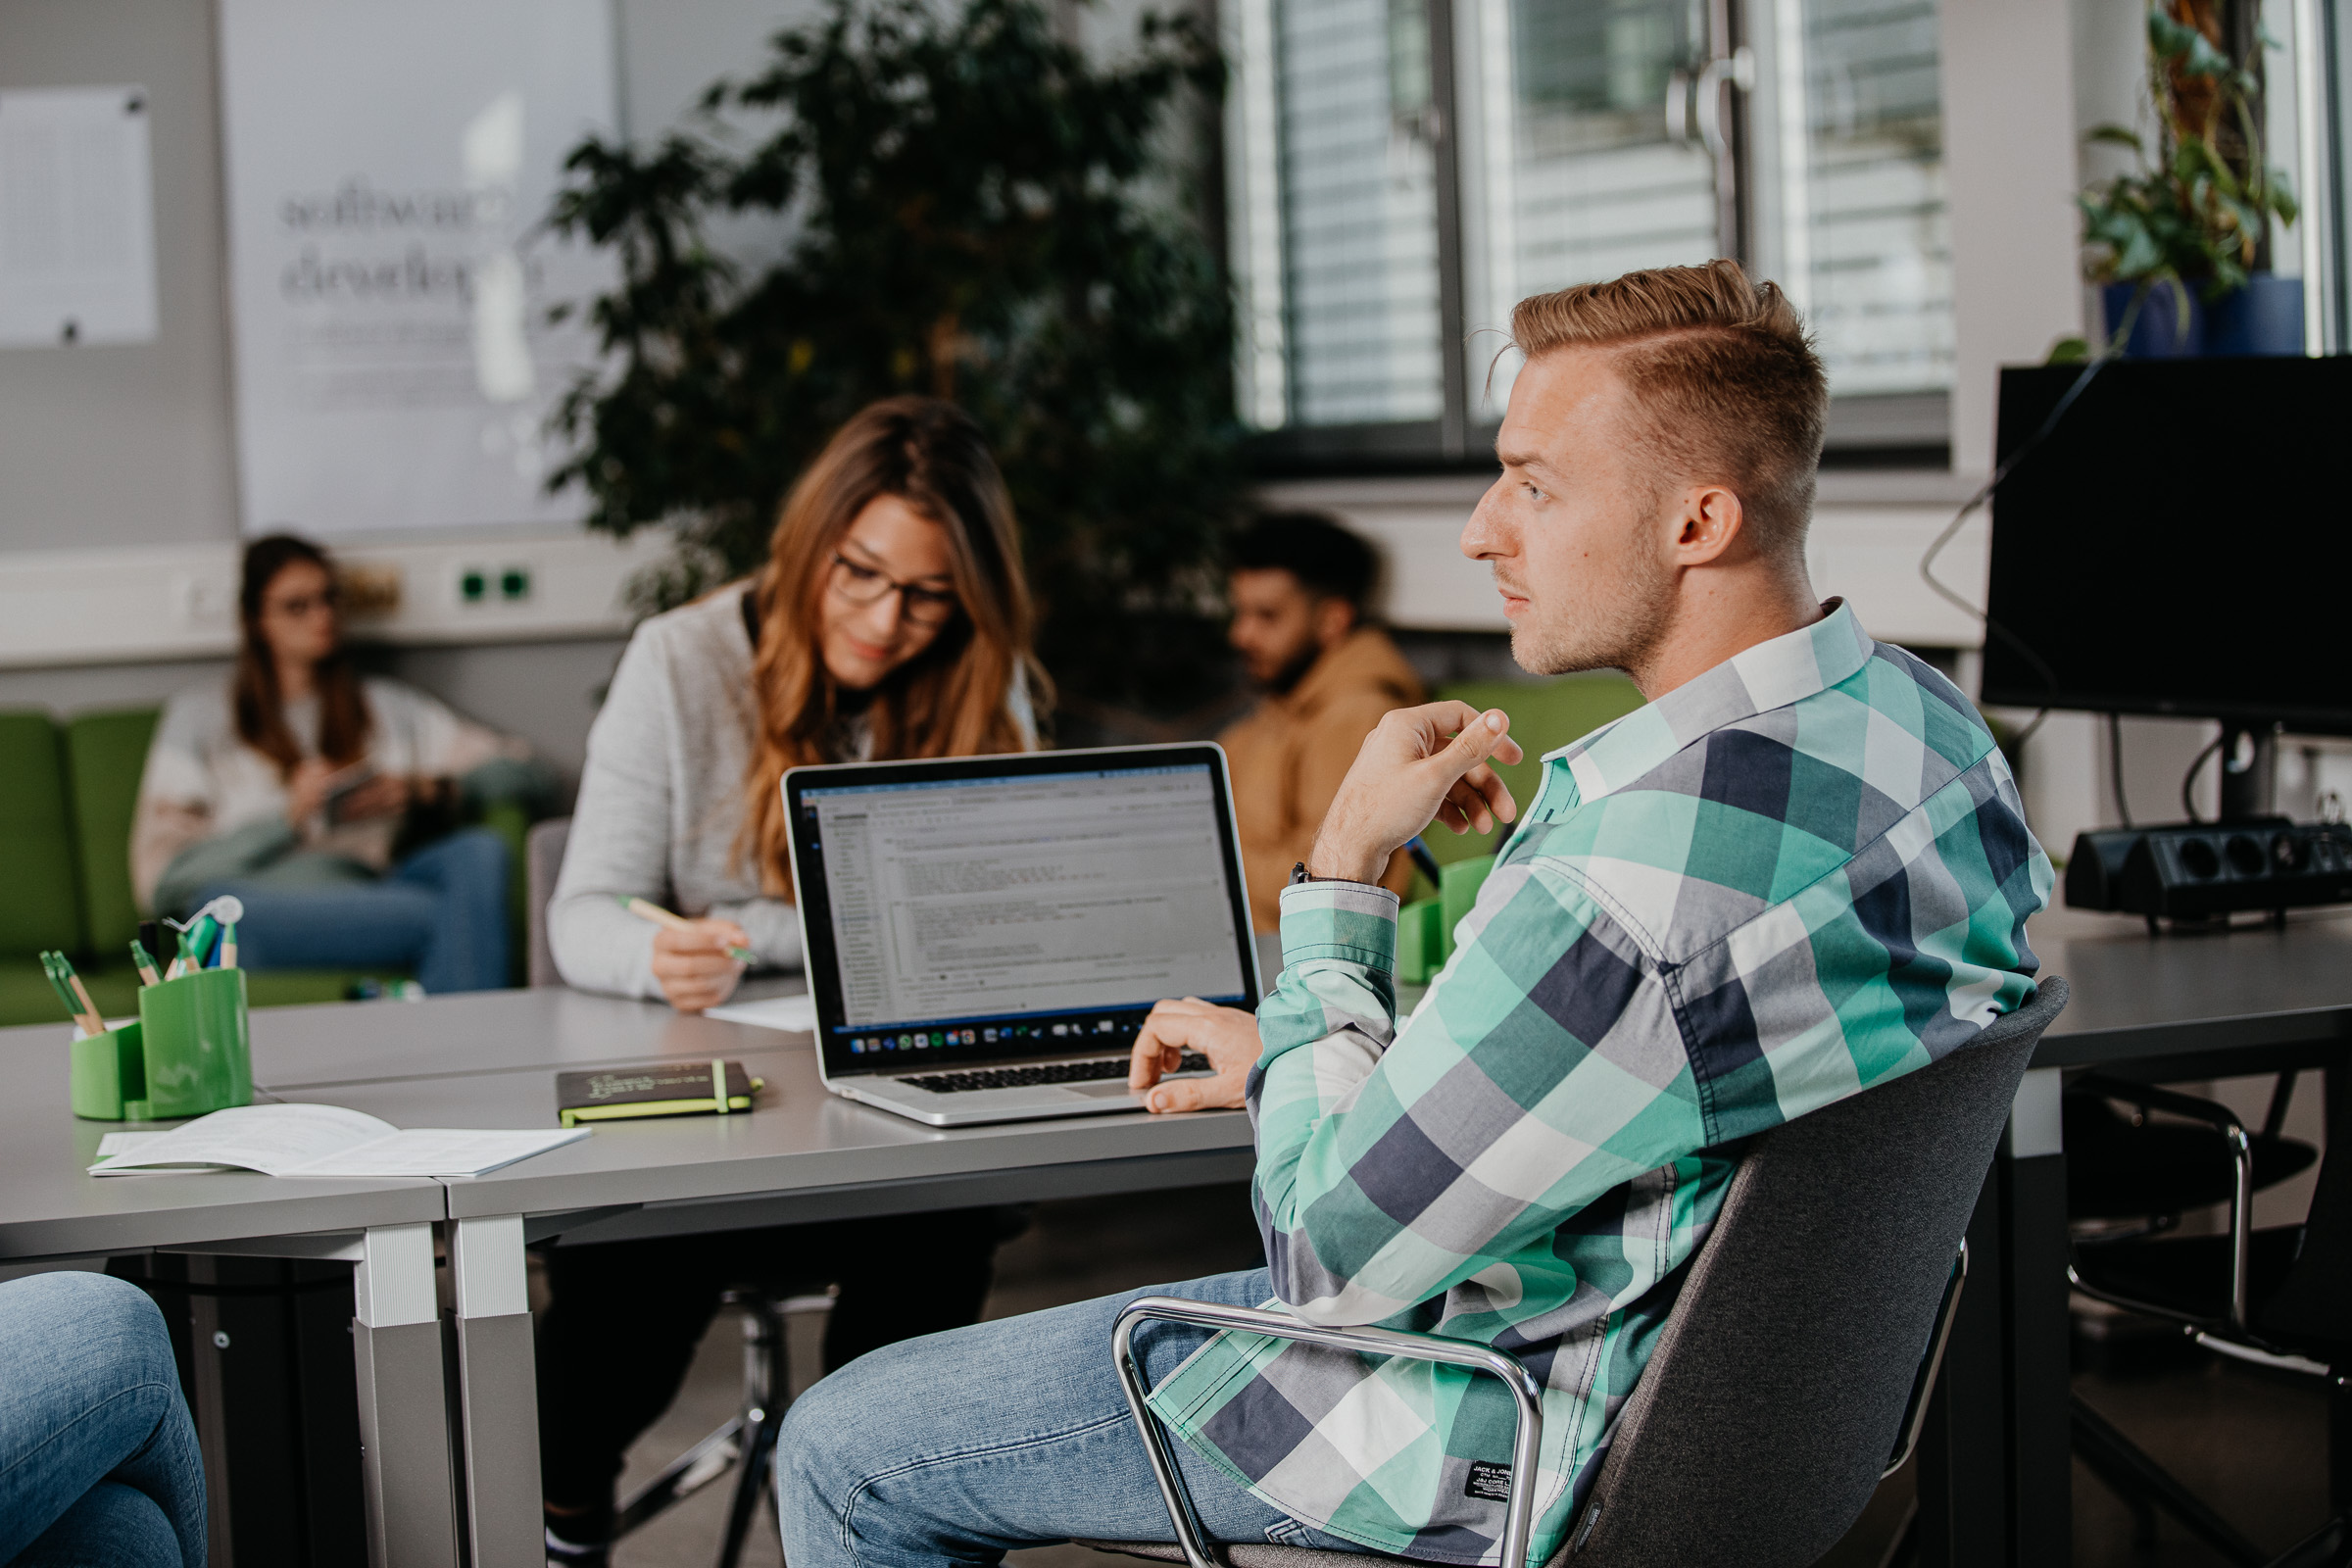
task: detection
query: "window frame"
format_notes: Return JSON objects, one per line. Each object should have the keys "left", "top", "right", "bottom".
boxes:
{"left": 1225, "top": 0, "right": 1957, "bottom": 474}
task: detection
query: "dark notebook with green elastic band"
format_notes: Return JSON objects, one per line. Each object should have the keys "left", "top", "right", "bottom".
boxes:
{"left": 558, "top": 1060, "right": 763, "bottom": 1126}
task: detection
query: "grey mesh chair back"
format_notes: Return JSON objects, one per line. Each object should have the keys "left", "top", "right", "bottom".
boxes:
{"left": 525, "top": 815, "right": 571, "bottom": 989}
{"left": 1089, "top": 980, "right": 2066, "bottom": 1568}
{"left": 1564, "top": 976, "right": 2067, "bottom": 1567}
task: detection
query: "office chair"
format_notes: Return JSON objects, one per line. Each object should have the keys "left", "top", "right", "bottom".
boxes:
{"left": 2068, "top": 1077, "right": 2352, "bottom": 1568}
{"left": 525, "top": 816, "right": 572, "bottom": 988}
{"left": 1072, "top": 980, "right": 2066, "bottom": 1568}
{"left": 2066, "top": 1072, "right": 2317, "bottom": 1230}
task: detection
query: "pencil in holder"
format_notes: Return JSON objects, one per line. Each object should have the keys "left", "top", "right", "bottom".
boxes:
{"left": 135, "top": 966, "right": 252, "bottom": 1120}
{"left": 70, "top": 1019, "right": 146, "bottom": 1121}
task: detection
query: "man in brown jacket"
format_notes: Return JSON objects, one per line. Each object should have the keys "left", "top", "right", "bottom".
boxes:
{"left": 1218, "top": 513, "right": 1425, "bottom": 930}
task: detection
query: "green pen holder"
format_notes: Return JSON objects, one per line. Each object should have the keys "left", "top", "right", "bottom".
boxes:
{"left": 1397, "top": 899, "right": 1446, "bottom": 985}
{"left": 134, "top": 967, "right": 253, "bottom": 1120}
{"left": 1396, "top": 856, "right": 1499, "bottom": 987}
{"left": 70, "top": 1019, "right": 147, "bottom": 1121}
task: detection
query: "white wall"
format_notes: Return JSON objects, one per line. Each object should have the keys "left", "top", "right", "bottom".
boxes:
{"left": 1942, "top": 0, "right": 2087, "bottom": 478}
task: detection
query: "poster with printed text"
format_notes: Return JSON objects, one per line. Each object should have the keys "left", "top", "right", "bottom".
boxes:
{"left": 218, "top": 0, "right": 616, "bottom": 535}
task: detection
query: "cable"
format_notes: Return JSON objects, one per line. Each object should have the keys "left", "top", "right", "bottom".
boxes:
{"left": 1917, "top": 354, "right": 2112, "bottom": 752}
{"left": 2182, "top": 734, "right": 2224, "bottom": 824}
{"left": 2108, "top": 712, "right": 2134, "bottom": 828}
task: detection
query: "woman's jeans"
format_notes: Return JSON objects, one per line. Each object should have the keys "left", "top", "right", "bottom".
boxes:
{"left": 0, "top": 1272, "right": 206, "bottom": 1568}
{"left": 776, "top": 1267, "right": 1364, "bottom": 1568}
{"left": 202, "top": 825, "right": 511, "bottom": 994}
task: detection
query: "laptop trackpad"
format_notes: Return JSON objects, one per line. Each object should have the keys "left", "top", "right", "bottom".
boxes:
{"left": 1068, "top": 1081, "right": 1143, "bottom": 1101}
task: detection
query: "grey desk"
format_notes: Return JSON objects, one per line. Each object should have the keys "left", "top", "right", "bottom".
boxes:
{"left": 255, "top": 987, "right": 1257, "bottom": 1568}
{"left": 0, "top": 1022, "right": 459, "bottom": 1568}
{"left": 34, "top": 903, "right": 2348, "bottom": 1568}
{"left": 1917, "top": 906, "right": 2352, "bottom": 1568}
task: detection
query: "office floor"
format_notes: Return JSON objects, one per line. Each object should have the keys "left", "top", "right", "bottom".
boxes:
{"left": 597, "top": 1187, "right": 2335, "bottom": 1568}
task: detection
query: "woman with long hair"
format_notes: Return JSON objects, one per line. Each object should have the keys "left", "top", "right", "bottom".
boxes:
{"left": 547, "top": 394, "right": 1043, "bottom": 1005}
{"left": 538, "top": 396, "right": 1048, "bottom": 1563}
{"left": 130, "top": 534, "right": 544, "bottom": 993}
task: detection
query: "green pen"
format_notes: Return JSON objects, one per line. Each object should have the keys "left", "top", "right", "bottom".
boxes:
{"left": 44, "top": 952, "right": 101, "bottom": 1033}
{"left": 130, "top": 941, "right": 162, "bottom": 986}
{"left": 39, "top": 953, "right": 82, "bottom": 1020}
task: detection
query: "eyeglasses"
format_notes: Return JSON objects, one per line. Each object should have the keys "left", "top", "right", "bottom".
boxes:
{"left": 263, "top": 588, "right": 340, "bottom": 618}
{"left": 827, "top": 553, "right": 959, "bottom": 627}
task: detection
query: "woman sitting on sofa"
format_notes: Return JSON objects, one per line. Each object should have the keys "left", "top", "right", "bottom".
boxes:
{"left": 129, "top": 534, "right": 548, "bottom": 994}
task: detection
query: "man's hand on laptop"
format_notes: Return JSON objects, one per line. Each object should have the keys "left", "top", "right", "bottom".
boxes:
{"left": 1130, "top": 997, "right": 1259, "bottom": 1112}
{"left": 1309, "top": 703, "right": 1524, "bottom": 882}
{"left": 650, "top": 918, "right": 751, "bottom": 1013}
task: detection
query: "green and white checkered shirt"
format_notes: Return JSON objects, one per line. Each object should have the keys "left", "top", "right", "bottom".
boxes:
{"left": 1144, "top": 602, "right": 2051, "bottom": 1565}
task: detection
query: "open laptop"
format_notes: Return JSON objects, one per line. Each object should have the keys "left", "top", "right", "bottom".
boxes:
{"left": 783, "top": 744, "right": 1262, "bottom": 1127}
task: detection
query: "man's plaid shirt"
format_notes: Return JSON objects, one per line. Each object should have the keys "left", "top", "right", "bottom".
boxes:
{"left": 1144, "top": 603, "right": 2051, "bottom": 1566}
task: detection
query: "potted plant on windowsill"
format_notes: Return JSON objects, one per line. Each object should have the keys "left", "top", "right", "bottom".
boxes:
{"left": 2078, "top": 0, "right": 2299, "bottom": 357}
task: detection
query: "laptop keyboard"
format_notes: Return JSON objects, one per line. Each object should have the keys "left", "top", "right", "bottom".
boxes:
{"left": 898, "top": 1052, "right": 1209, "bottom": 1094}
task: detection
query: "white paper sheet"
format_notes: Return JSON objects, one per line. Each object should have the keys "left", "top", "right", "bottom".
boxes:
{"left": 95, "top": 1131, "right": 172, "bottom": 1159}
{"left": 87, "top": 1102, "right": 587, "bottom": 1177}
{"left": 0, "top": 87, "right": 160, "bottom": 347}
{"left": 704, "top": 994, "right": 818, "bottom": 1034}
{"left": 296, "top": 1128, "right": 588, "bottom": 1177}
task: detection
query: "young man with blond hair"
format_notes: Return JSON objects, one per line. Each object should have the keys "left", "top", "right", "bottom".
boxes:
{"left": 776, "top": 262, "right": 2052, "bottom": 1567}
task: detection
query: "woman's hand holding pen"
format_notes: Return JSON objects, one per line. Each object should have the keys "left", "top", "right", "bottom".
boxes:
{"left": 651, "top": 918, "right": 753, "bottom": 1013}
{"left": 1129, "top": 997, "right": 1261, "bottom": 1113}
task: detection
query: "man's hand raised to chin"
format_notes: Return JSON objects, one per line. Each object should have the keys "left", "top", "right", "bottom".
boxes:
{"left": 1308, "top": 702, "right": 1525, "bottom": 883}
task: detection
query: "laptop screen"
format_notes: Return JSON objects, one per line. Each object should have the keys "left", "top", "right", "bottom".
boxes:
{"left": 786, "top": 747, "right": 1256, "bottom": 1077}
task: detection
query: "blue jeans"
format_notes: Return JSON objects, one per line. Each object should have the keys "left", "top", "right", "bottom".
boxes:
{"left": 0, "top": 1272, "right": 206, "bottom": 1568}
{"left": 776, "top": 1268, "right": 1365, "bottom": 1568}
{"left": 203, "top": 826, "right": 511, "bottom": 994}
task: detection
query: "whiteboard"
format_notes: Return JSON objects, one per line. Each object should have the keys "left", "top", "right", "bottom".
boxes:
{"left": 0, "top": 87, "right": 160, "bottom": 348}
{"left": 217, "top": 0, "right": 618, "bottom": 536}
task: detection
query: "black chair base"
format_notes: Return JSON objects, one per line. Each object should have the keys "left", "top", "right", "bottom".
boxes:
{"left": 611, "top": 1286, "right": 831, "bottom": 1568}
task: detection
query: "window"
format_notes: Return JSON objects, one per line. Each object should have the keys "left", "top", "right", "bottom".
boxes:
{"left": 1224, "top": 0, "right": 1955, "bottom": 456}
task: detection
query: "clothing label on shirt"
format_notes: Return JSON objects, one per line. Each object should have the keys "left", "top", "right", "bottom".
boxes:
{"left": 1463, "top": 1462, "right": 1512, "bottom": 1502}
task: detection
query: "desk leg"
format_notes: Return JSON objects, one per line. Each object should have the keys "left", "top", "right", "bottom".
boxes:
{"left": 1915, "top": 1167, "right": 2010, "bottom": 1566}
{"left": 451, "top": 1215, "right": 543, "bottom": 1568}
{"left": 1915, "top": 1069, "right": 2072, "bottom": 1568}
{"left": 353, "top": 1222, "right": 459, "bottom": 1568}
{"left": 2006, "top": 1149, "right": 2073, "bottom": 1563}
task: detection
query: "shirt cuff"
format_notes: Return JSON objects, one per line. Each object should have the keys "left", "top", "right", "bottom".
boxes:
{"left": 1277, "top": 879, "right": 1399, "bottom": 973}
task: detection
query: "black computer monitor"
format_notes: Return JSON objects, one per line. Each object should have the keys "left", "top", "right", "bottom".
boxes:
{"left": 1980, "top": 357, "right": 2352, "bottom": 736}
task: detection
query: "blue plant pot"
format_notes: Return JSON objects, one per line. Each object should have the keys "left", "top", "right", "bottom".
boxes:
{"left": 2205, "top": 271, "right": 2306, "bottom": 356}
{"left": 2101, "top": 280, "right": 2203, "bottom": 358}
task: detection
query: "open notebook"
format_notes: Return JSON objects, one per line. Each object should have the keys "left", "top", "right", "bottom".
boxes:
{"left": 89, "top": 1103, "right": 588, "bottom": 1178}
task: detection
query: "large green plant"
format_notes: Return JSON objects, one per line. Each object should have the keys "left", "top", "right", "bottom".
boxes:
{"left": 2079, "top": 1, "right": 2296, "bottom": 311}
{"left": 544, "top": 0, "right": 1243, "bottom": 715}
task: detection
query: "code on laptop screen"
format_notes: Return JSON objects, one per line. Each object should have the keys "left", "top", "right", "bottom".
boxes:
{"left": 803, "top": 764, "right": 1250, "bottom": 1035}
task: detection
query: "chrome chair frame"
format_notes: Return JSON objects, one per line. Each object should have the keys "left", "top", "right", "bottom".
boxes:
{"left": 1111, "top": 1296, "right": 1544, "bottom": 1568}
{"left": 1105, "top": 1247, "right": 1966, "bottom": 1568}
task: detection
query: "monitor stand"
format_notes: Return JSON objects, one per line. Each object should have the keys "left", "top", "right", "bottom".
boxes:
{"left": 2216, "top": 722, "right": 2278, "bottom": 824}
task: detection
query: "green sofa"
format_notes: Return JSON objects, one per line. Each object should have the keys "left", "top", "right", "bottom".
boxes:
{"left": 0, "top": 708, "right": 531, "bottom": 1028}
